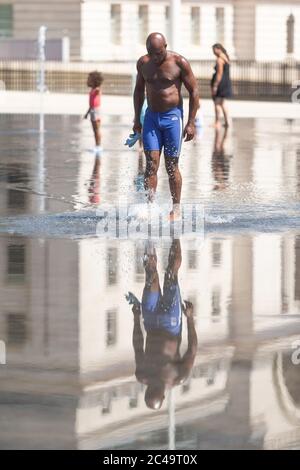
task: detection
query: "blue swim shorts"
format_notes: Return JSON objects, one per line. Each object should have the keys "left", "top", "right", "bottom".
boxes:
{"left": 141, "top": 275, "right": 182, "bottom": 336}
{"left": 142, "top": 106, "right": 183, "bottom": 158}
{"left": 140, "top": 99, "right": 148, "bottom": 127}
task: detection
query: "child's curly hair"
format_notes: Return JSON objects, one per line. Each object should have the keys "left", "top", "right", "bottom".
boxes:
{"left": 88, "top": 71, "right": 104, "bottom": 87}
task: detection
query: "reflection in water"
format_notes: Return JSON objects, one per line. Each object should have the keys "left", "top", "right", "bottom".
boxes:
{"left": 1, "top": 116, "right": 300, "bottom": 449}
{"left": 88, "top": 154, "right": 101, "bottom": 204}
{"left": 134, "top": 151, "right": 145, "bottom": 194}
{"left": 0, "top": 234, "right": 300, "bottom": 449}
{"left": 273, "top": 351, "right": 300, "bottom": 426}
{"left": 1, "top": 164, "right": 29, "bottom": 213}
{"left": 127, "top": 240, "right": 197, "bottom": 411}
{"left": 211, "top": 127, "right": 231, "bottom": 191}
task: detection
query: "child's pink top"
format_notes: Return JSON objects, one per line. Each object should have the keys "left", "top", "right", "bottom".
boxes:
{"left": 89, "top": 88, "right": 101, "bottom": 108}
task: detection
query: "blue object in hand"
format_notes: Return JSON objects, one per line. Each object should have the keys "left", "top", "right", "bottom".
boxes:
{"left": 125, "top": 132, "right": 141, "bottom": 148}
{"left": 125, "top": 291, "right": 141, "bottom": 306}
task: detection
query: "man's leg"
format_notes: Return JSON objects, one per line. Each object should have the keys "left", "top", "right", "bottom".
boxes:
{"left": 142, "top": 242, "right": 161, "bottom": 330}
{"left": 143, "top": 242, "right": 160, "bottom": 291}
{"left": 144, "top": 151, "right": 161, "bottom": 202}
{"left": 160, "top": 240, "right": 182, "bottom": 336}
{"left": 162, "top": 109, "right": 183, "bottom": 221}
{"left": 143, "top": 110, "right": 162, "bottom": 202}
{"left": 166, "top": 239, "right": 182, "bottom": 278}
{"left": 165, "top": 157, "right": 182, "bottom": 220}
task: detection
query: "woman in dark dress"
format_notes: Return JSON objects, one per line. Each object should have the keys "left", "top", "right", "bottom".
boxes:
{"left": 211, "top": 43, "right": 232, "bottom": 128}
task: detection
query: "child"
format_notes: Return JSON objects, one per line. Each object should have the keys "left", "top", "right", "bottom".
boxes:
{"left": 84, "top": 71, "right": 104, "bottom": 151}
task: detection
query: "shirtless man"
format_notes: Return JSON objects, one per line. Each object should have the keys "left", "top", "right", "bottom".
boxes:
{"left": 133, "top": 32, "right": 200, "bottom": 221}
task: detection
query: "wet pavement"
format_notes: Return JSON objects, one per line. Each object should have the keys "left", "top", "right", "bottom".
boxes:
{"left": 0, "top": 114, "right": 300, "bottom": 449}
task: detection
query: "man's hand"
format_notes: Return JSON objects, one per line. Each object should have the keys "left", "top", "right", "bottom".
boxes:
{"left": 83, "top": 112, "right": 89, "bottom": 120}
{"left": 125, "top": 291, "right": 141, "bottom": 307}
{"left": 183, "top": 122, "right": 195, "bottom": 142}
{"left": 125, "top": 133, "right": 141, "bottom": 148}
{"left": 133, "top": 120, "right": 142, "bottom": 135}
{"left": 182, "top": 300, "right": 194, "bottom": 318}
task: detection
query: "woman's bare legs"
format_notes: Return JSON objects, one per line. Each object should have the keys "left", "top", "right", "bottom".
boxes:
{"left": 213, "top": 97, "right": 223, "bottom": 128}
{"left": 221, "top": 99, "right": 230, "bottom": 127}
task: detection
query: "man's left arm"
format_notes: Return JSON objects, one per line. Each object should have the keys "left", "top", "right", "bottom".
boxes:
{"left": 179, "top": 57, "right": 200, "bottom": 141}
{"left": 132, "top": 305, "right": 145, "bottom": 381}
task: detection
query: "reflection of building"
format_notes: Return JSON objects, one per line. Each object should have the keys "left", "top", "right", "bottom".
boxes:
{"left": 0, "top": 230, "right": 300, "bottom": 448}
{"left": 1, "top": 0, "right": 300, "bottom": 61}
{"left": 251, "top": 349, "right": 300, "bottom": 450}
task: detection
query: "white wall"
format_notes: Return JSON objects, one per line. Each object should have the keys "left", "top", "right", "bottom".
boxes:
{"left": 80, "top": 1, "right": 234, "bottom": 61}
{"left": 256, "top": 4, "right": 300, "bottom": 61}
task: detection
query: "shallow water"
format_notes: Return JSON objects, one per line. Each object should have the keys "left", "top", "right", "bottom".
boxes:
{"left": 0, "top": 114, "right": 300, "bottom": 449}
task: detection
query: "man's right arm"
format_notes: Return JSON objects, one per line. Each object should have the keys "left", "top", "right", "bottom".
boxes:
{"left": 177, "top": 301, "right": 198, "bottom": 382}
{"left": 133, "top": 58, "right": 146, "bottom": 134}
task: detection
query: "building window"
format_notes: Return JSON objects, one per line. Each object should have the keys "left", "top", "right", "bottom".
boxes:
{"left": 101, "top": 391, "right": 112, "bottom": 414}
{"left": 216, "top": 7, "right": 225, "bottom": 44}
{"left": 188, "top": 250, "right": 197, "bottom": 270}
{"left": 129, "top": 397, "right": 138, "bottom": 408}
{"left": 191, "top": 7, "right": 200, "bottom": 45}
{"left": 211, "top": 289, "right": 221, "bottom": 321}
{"left": 212, "top": 242, "right": 222, "bottom": 267}
{"left": 110, "top": 4, "right": 121, "bottom": 45}
{"left": 165, "top": 5, "right": 171, "bottom": 40}
{"left": 106, "top": 309, "right": 117, "bottom": 347}
{"left": 287, "top": 14, "right": 295, "bottom": 55}
{"left": 107, "top": 247, "right": 118, "bottom": 285}
{"left": 6, "top": 313, "right": 27, "bottom": 346}
{"left": 138, "top": 5, "right": 148, "bottom": 44}
{"left": 0, "top": 5, "right": 13, "bottom": 38}
{"left": 7, "top": 244, "right": 26, "bottom": 283}
{"left": 7, "top": 189, "right": 26, "bottom": 210}
{"left": 135, "top": 245, "right": 144, "bottom": 283}
{"left": 7, "top": 165, "right": 28, "bottom": 211}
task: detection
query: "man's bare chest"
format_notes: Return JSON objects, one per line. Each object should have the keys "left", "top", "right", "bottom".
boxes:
{"left": 142, "top": 63, "right": 181, "bottom": 85}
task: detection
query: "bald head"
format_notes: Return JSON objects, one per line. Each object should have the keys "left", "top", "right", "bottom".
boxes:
{"left": 146, "top": 32, "right": 166, "bottom": 49}
{"left": 146, "top": 32, "right": 168, "bottom": 64}
{"left": 145, "top": 383, "right": 165, "bottom": 410}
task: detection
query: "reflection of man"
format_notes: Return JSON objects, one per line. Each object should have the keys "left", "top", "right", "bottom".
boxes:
{"left": 126, "top": 240, "right": 198, "bottom": 410}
